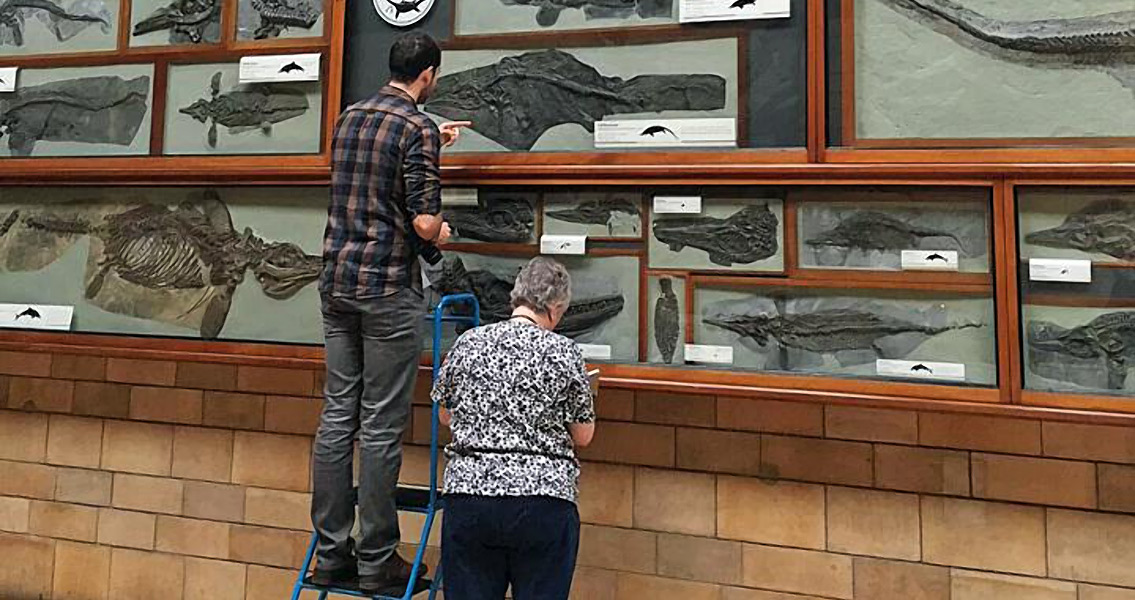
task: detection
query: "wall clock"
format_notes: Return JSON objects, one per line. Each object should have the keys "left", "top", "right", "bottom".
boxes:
{"left": 374, "top": 0, "right": 436, "bottom": 27}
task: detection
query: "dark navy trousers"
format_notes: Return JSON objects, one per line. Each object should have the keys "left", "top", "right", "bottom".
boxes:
{"left": 441, "top": 494, "right": 580, "bottom": 600}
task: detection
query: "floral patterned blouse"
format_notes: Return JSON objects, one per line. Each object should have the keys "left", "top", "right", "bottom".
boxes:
{"left": 431, "top": 319, "right": 596, "bottom": 503}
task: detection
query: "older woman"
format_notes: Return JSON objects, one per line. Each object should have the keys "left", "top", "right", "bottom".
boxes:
{"left": 431, "top": 256, "right": 596, "bottom": 600}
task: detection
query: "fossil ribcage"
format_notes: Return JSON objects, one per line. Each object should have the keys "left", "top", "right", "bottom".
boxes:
{"left": 248, "top": 0, "right": 318, "bottom": 38}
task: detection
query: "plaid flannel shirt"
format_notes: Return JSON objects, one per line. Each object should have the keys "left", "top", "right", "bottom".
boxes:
{"left": 320, "top": 86, "right": 442, "bottom": 298}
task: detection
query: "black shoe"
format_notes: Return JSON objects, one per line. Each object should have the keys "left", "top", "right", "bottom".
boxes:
{"left": 359, "top": 554, "right": 428, "bottom": 596}
{"left": 310, "top": 563, "right": 359, "bottom": 589}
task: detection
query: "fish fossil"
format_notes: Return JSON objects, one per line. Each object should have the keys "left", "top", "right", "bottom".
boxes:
{"left": 249, "top": 0, "right": 318, "bottom": 39}
{"left": 653, "top": 204, "right": 779, "bottom": 267}
{"left": 0, "top": 0, "right": 111, "bottom": 46}
{"left": 446, "top": 197, "right": 535, "bottom": 243}
{"left": 0, "top": 209, "right": 18, "bottom": 236}
{"left": 654, "top": 277, "right": 679, "bottom": 363}
{"left": 179, "top": 71, "right": 309, "bottom": 148}
{"left": 424, "top": 49, "right": 726, "bottom": 151}
{"left": 806, "top": 211, "right": 966, "bottom": 253}
{"left": 497, "top": 0, "right": 672, "bottom": 27}
{"left": 20, "top": 192, "right": 320, "bottom": 339}
{"left": 546, "top": 196, "right": 641, "bottom": 235}
{"left": 1024, "top": 199, "right": 1135, "bottom": 261}
{"left": 0, "top": 75, "right": 150, "bottom": 157}
{"left": 133, "top": 0, "right": 219, "bottom": 44}
{"left": 704, "top": 308, "right": 982, "bottom": 356}
{"left": 1029, "top": 312, "right": 1135, "bottom": 390}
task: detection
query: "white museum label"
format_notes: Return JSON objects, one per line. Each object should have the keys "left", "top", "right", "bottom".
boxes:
{"left": 595, "top": 118, "right": 737, "bottom": 148}
{"left": 0, "top": 303, "right": 72, "bottom": 331}
{"left": 653, "top": 196, "right": 703, "bottom": 214}
{"left": 579, "top": 344, "right": 613, "bottom": 361}
{"left": 541, "top": 234, "right": 587, "bottom": 255}
{"left": 239, "top": 53, "right": 321, "bottom": 83}
{"left": 876, "top": 359, "right": 966, "bottom": 382}
{"left": 0, "top": 67, "right": 17, "bottom": 93}
{"left": 1028, "top": 258, "right": 1092, "bottom": 283}
{"left": 441, "top": 187, "right": 479, "bottom": 206}
{"left": 901, "top": 250, "right": 959, "bottom": 271}
{"left": 684, "top": 344, "right": 734, "bottom": 365}
{"left": 679, "top": 0, "right": 791, "bottom": 23}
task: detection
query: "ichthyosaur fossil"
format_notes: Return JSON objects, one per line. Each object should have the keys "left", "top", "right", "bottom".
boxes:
{"left": 704, "top": 308, "right": 982, "bottom": 357}
{"left": 1028, "top": 312, "right": 1135, "bottom": 390}
{"left": 133, "top": 0, "right": 219, "bottom": 44}
{"left": 807, "top": 211, "right": 967, "bottom": 254}
{"left": 179, "top": 71, "right": 309, "bottom": 149}
{"left": 0, "top": 75, "right": 150, "bottom": 157}
{"left": 878, "top": 0, "right": 1135, "bottom": 94}
{"left": 546, "top": 196, "right": 641, "bottom": 235}
{"left": 16, "top": 193, "right": 321, "bottom": 339}
{"left": 1024, "top": 199, "right": 1135, "bottom": 261}
{"left": 654, "top": 277, "right": 679, "bottom": 363}
{"left": 653, "top": 204, "right": 779, "bottom": 267}
{"left": 0, "top": 0, "right": 112, "bottom": 46}
{"left": 446, "top": 197, "right": 535, "bottom": 243}
{"left": 423, "top": 49, "right": 726, "bottom": 151}
{"left": 434, "top": 256, "right": 624, "bottom": 339}
{"left": 497, "top": 0, "right": 672, "bottom": 27}
{"left": 248, "top": 0, "right": 318, "bottom": 39}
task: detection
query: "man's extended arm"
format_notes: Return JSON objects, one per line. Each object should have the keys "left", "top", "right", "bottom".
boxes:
{"left": 404, "top": 124, "right": 447, "bottom": 242}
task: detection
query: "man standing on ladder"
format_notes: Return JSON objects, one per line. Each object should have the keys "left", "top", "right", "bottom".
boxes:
{"left": 313, "top": 32, "right": 469, "bottom": 596}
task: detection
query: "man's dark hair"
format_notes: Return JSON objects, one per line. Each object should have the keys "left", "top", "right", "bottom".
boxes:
{"left": 389, "top": 33, "right": 441, "bottom": 83}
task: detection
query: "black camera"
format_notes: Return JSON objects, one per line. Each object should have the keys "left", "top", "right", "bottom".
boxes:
{"left": 419, "top": 241, "right": 443, "bottom": 265}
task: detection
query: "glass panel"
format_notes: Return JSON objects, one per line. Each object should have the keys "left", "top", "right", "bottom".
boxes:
{"left": 237, "top": 0, "right": 324, "bottom": 41}
{"left": 648, "top": 193, "right": 785, "bottom": 273}
{"left": 130, "top": 0, "right": 221, "bottom": 47}
{"left": 0, "top": 0, "right": 120, "bottom": 56}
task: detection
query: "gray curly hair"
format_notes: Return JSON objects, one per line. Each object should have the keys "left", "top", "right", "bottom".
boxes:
{"left": 511, "top": 257, "right": 572, "bottom": 315}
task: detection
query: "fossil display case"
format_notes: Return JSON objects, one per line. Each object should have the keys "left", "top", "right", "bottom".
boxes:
{"left": 0, "top": 0, "right": 119, "bottom": 56}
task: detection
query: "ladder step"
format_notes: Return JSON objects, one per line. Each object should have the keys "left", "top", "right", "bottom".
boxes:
{"left": 301, "top": 575, "right": 433, "bottom": 598}
{"left": 394, "top": 485, "right": 432, "bottom": 511}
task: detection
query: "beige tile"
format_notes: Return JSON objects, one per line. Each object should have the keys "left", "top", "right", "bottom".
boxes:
{"left": 72, "top": 382, "right": 131, "bottom": 419}
{"left": 920, "top": 413, "right": 1041, "bottom": 454}
{"left": 52, "top": 355, "right": 107, "bottom": 382}
{"left": 0, "top": 532, "right": 54, "bottom": 598}
{"left": 246, "top": 565, "right": 320, "bottom": 600}
{"left": 951, "top": 570, "right": 1076, "bottom": 600}
{"left": 633, "top": 468, "right": 715, "bottom": 536}
{"left": 172, "top": 426, "right": 233, "bottom": 482}
{"left": 634, "top": 391, "right": 715, "bottom": 427}
{"left": 397, "top": 444, "right": 443, "bottom": 487}
{"left": 576, "top": 421, "right": 675, "bottom": 467}
{"left": 0, "top": 496, "right": 30, "bottom": 533}
{"left": 130, "top": 386, "right": 204, "bottom": 425}
{"left": 1049, "top": 509, "right": 1135, "bottom": 587}
{"left": 310, "top": 369, "right": 325, "bottom": 399}
{"left": 55, "top": 468, "right": 112, "bottom": 506}
{"left": 571, "top": 567, "right": 617, "bottom": 600}
{"left": 825, "top": 405, "right": 918, "bottom": 444}
{"left": 657, "top": 533, "right": 741, "bottom": 585}
{"left": 0, "top": 410, "right": 48, "bottom": 462}
{"left": 29, "top": 500, "right": 98, "bottom": 542}
{"left": 827, "top": 486, "right": 920, "bottom": 560}
{"left": 106, "top": 358, "right": 178, "bottom": 386}
{"left": 112, "top": 473, "right": 184, "bottom": 514}
{"left": 717, "top": 397, "right": 823, "bottom": 436}
{"left": 578, "top": 524, "right": 657, "bottom": 575}
{"left": 0, "top": 375, "right": 7, "bottom": 407}
{"left": 1100, "top": 464, "right": 1135, "bottom": 513}
{"left": 53, "top": 541, "right": 110, "bottom": 599}
{"left": 264, "top": 396, "right": 322, "bottom": 435}
{"left": 97, "top": 509, "right": 156, "bottom": 550}
{"left": 232, "top": 432, "right": 311, "bottom": 492}
{"left": 183, "top": 481, "right": 245, "bottom": 522}
{"left": 0, "top": 459, "right": 56, "bottom": 499}
{"left": 245, "top": 488, "right": 310, "bottom": 530}
{"left": 46, "top": 415, "right": 103, "bottom": 468}
{"left": 8, "top": 377, "right": 73, "bottom": 412}
{"left": 1044, "top": 422, "right": 1135, "bottom": 464}
{"left": 578, "top": 462, "right": 633, "bottom": 527}
{"left": 676, "top": 428, "right": 763, "bottom": 476}
{"left": 741, "top": 544, "right": 853, "bottom": 599}
{"left": 853, "top": 558, "right": 949, "bottom": 600}
{"left": 156, "top": 516, "right": 231, "bottom": 559}
{"left": 203, "top": 391, "right": 266, "bottom": 430}
{"left": 108, "top": 547, "right": 184, "bottom": 600}
{"left": 1081, "top": 584, "right": 1135, "bottom": 600}
{"left": 229, "top": 524, "right": 310, "bottom": 569}
{"left": 921, "top": 496, "right": 1046, "bottom": 576}
{"left": 761, "top": 435, "right": 873, "bottom": 486}
{"left": 100, "top": 420, "right": 174, "bottom": 476}
{"left": 596, "top": 388, "right": 635, "bottom": 421}
{"left": 185, "top": 557, "right": 246, "bottom": 600}
{"left": 972, "top": 453, "right": 1096, "bottom": 508}
{"left": 721, "top": 589, "right": 828, "bottom": 600}
{"left": 177, "top": 362, "right": 238, "bottom": 391}
{"left": 0, "top": 350, "right": 53, "bottom": 377}
{"left": 410, "top": 405, "right": 451, "bottom": 445}
{"left": 614, "top": 573, "right": 719, "bottom": 600}
{"left": 237, "top": 366, "right": 314, "bottom": 396}
{"left": 398, "top": 510, "right": 442, "bottom": 547}
{"left": 875, "top": 444, "right": 970, "bottom": 495}
{"left": 717, "top": 476, "right": 825, "bottom": 549}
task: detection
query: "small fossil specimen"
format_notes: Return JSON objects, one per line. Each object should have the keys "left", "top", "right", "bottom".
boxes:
{"left": 653, "top": 204, "right": 779, "bottom": 267}
{"left": 653, "top": 277, "right": 679, "bottom": 363}
{"left": 248, "top": 0, "right": 318, "bottom": 39}
{"left": 447, "top": 197, "right": 535, "bottom": 243}
{"left": 0, "top": 209, "right": 18, "bottom": 236}
{"left": 1025, "top": 199, "right": 1135, "bottom": 261}
{"left": 133, "top": 0, "right": 219, "bottom": 44}
{"left": 179, "top": 71, "right": 309, "bottom": 148}
{"left": 807, "top": 211, "right": 965, "bottom": 253}
{"left": 497, "top": 0, "right": 672, "bottom": 27}
{"left": 546, "top": 196, "right": 641, "bottom": 235}
{"left": 0, "top": 0, "right": 112, "bottom": 46}
{"left": 1029, "top": 312, "right": 1135, "bottom": 390}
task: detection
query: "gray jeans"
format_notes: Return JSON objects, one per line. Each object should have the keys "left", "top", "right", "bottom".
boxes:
{"left": 312, "top": 288, "right": 424, "bottom": 576}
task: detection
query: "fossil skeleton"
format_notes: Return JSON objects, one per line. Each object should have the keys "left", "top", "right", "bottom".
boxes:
{"left": 0, "top": 210, "right": 18, "bottom": 236}
{"left": 704, "top": 308, "right": 982, "bottom": 357}
{"left": 654, "top": 277, "right": 679, "bottom": 363}
{"left": 248, "top": 0, "right": 318, "bottom": 39}
{"left": 0, "top": 0, "right": 111, "bottom": 47}
{"left": 15, "top": 193, "right": 321, "bottom": 339}
{"left": 1028, "top": 312, "right": 1135, "bottom": 390}
{"left": 653, "top": 204, "right": 779, "bottom": 267}
{"left": 424, "top": 49, "right": 726, "bottom": 151}
{"left": 1024, "top": 199, "right": 1135, "bottom": 261}
{"left": 446, "top": 197, "right": 535, "bottom": 243}
{"left": 497, "top": 0, "right": 672, "bottom": 27}
{"left": 133, "top": 0, "right": 219, "bottom": 44}
{"left": 179, "top": 71, "right": 309, "bottom": 149}
{"left": 807, "top": 211, "right": 966, "bottom": 254}
{"left": 0, "top": 75, "right": 150, "bottom": 157}
{"left": 546, "top": 196, "right": 641, "bottom": 235}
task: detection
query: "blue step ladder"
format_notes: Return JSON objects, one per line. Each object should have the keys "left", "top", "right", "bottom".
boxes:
{"left": 291, "top": 293, "right": 482, "bottom": 600}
